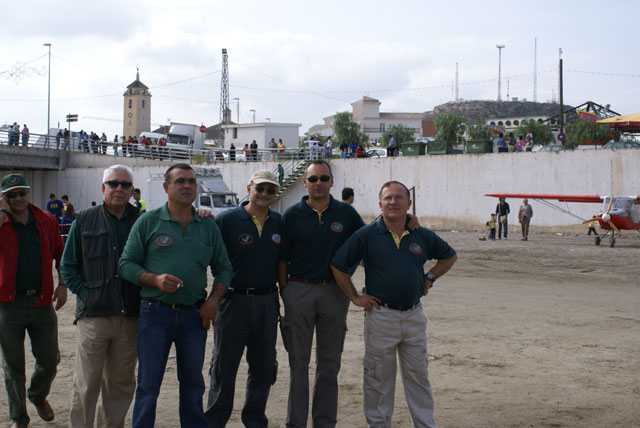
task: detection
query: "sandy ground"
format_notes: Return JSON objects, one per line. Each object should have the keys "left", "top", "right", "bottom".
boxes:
{"left": 2, "top": 230, "right": 640, "bottom": 428}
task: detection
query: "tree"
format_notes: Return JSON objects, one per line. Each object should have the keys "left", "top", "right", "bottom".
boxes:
{"left": 565, "top": 119, "right": 611, "bottom": 147}
{"left": 332, "top": 112, "right": 368, "bottom": 145}
{"left": 436, "top": 113, "right": 467, "bottom": 143}
{"left": 514, "top": 119, "right": 554, "bottom": 145}
{"left": 382, "top": 124, "right": 415, "bottom": 146}
{"left": 467, "top": 120, "right": 491, "bottom": 141}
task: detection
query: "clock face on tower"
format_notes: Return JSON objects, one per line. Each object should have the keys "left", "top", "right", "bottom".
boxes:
{"left": 128, "top": 112, "right": 133, "bottom": 118}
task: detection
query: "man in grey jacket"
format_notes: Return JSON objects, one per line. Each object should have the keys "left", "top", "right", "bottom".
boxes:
{"left": 518, "top": 198, "right": 534, "bottom": 241}
{"left": 60, "top": 165, "right": 141, "bottom": 428}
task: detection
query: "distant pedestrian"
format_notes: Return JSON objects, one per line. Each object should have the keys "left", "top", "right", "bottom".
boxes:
{"left": 278, "top": 139, "right": 286, "bottom": 160}
{"left": 387, "top": 134, "right": 397, "bottom": 157}
{"left": 250, "top": 140, "right": 258, "bottom": 162}
{"left": 342, "top": 187, "right": 354, "bottom": 204}
{"left": 229, "top": 143, "right": 236, "bottom": 162}
{"left": 497, "top": 133, "right": 507, "bottom": 153}
{"left": 587, "top": 218, "right": 598, "bottom": 236}
{"left": 349, "top": 138, "right": 358, "bottom": 158}
{"left": 46, "top": 193, "right": 64, "bottom": 223}
{"left": 114, "top": 135, "right": 119, "bottom": 156}
{"left": 516, "top": 135, "right": 525, "bottom": 152}
{"left": 100, "top": 132, "right": 108, "bottom": 154}
{"left": 518, "top": 198, "right": 533, "bottom": 241}
{"left": 56, "top": 130, "right": 62, "bottom": 149}
{"left": 495, "top": 197, "right": 510, "bottom": 239}
{"left": 488, "top": 213, "right": 496, "bottom": 240}
{"left": 64, "top": 128, "right": 70, "bottom": 150}
{"left": 21, "top": 124, "right": 29, "bottom": 147}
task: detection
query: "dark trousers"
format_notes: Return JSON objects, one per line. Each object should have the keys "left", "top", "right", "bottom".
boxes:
{"left": 206, "top": 292, "right": 279, "bottom": 428}
{"left": 588, "top": 227, "right": 598, "bottom": 235}
{"left": 0, "top": 295, "right": 60, "bottom": 426}
{"left": 490, "top": 228, "right": 496, "bottom": 240}
{"left": 498, "top": 218, "right": 508, "bottom": 239}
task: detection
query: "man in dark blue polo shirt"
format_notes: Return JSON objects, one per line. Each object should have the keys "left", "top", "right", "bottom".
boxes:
{"left": 205, "top": 170, "right": 282, "bottom": 427}
{"left": 331, "top": 181, "right": 457, "bottom": 428}
{"left": 278, "top": 160, "right": 365, "bottom": 428}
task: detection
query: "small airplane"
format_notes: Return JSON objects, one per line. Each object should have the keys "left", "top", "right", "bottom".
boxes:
{"left": 485, "top": 193, "right": 640, "bottom": 247}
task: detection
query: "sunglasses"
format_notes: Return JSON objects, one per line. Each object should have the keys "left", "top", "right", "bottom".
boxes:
{"left": 306, "top": 175, "right": 331, "bottom": 183}
{"left": 254, "top": 185, "right": 277, "bottom": 195}
{"left": 5, "top": 190, "right": 28, "bottom": 198}
{"left": 104, "top": 180, "right": 133, "bottom": 190}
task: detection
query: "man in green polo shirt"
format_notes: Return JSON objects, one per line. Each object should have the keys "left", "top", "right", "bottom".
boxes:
{"left": 0, "top": 173, "right": 67, "bottom": 428}
{"left": 331, "top": 181, "right": 457, "bottom": 428}
{"left": 118, "top": 163, "right": 232, "bottom": 428}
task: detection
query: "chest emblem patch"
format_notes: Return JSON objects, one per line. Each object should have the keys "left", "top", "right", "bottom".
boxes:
{"left": 155, "top": 235, "right": 173, "bottom": 246}
{"left": 409, "top": 243, "right": 422, "bottom": 254}
{"left": 238, "top": 234, "right": 254, "bottom": 245}
{"left": 330, "top": 222, "right": 344, "bottom": 232}
{"left": 271, "top": 233, "right": 281, "bottom": 244}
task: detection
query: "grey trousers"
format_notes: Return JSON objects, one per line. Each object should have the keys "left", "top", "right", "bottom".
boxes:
{"left": 363, "top": 305, "right": 437, "bottom": 428}
{"left": 520, "top": 217, "right": 531, "bottom": 239}
{"left": 280, "top": 281, "right": 350, "bottom": 428}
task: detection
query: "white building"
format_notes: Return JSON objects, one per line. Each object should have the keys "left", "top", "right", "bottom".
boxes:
{"left": 308, "top": 96, "right": 424, "bottom": 144}
{"left": 222, "top": 122, "right": 301, "bottom": 149}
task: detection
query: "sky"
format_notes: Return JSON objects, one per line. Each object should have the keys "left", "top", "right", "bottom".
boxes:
{"left": 1, "top": 0, "right": 638, "bottom": 139}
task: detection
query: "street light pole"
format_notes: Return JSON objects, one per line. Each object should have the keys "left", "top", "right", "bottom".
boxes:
{"left": 496, "top": 44, "right": 505, "bottom": 101}
{"left": 43, "top": 43, "right": 52, "bottom": 148}
{"left": 233, "top": 97, "right": 239, "bottom": 123}
{"left": 250, "top": 109, "right": 255, "bottom": 123}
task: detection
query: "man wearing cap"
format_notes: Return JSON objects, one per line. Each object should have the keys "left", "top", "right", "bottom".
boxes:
{"left": 278, "top": 160, "right": 366, "bottom": 428}
{"left": 118, "top": 163, "right": 232, "bottom": 428}
{"left": 0, "top": 173, "right": 67, "bottom": 428}
{"left": 60, "top": 165, "right": 142, "bottom": 428}
{"left": 132, "top": 188, "right": 146, "bottom": 213}
{"left": 330, "top": 181, "right": 457, "bottom": 428}
{"left": 205, "top": 170, "right": 281, "bottom": 427}
{"left": 46, "top": 193, "right": 64, "bottom": 223}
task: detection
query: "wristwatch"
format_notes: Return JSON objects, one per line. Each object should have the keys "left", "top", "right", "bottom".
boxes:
{"left": 425, "top": 271, "right": 436, "bottom": 285}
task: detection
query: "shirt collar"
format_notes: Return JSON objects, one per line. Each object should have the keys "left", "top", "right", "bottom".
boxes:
{"left": 239, "top": 201, "right": 273, "bottom": 221}
{"left": 375, "top": 215, "right": 411, "bottom": 234}
{"left": 159, "top": 203, "right": 201, "bottom": 222}
{"left": 298, "top": 195, "right": 339, "bottom": 216}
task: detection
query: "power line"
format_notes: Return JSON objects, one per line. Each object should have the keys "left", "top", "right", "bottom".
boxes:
{"left": 566, "top": 69, "right": 640, "bottom": 78}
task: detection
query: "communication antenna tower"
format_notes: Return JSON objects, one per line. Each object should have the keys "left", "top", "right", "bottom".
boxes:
{"left": 533, "top": 37, "right": 538, "bottom": 102}
{"left": 219, "top": 48, "right": 230, "bottom": 146}
{"left": 455, "top": 62, "right": 459, "bottom": 101}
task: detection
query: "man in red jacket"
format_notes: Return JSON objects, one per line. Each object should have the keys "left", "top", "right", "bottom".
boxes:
{"left": 0, "top": 173, "right": 67, "bottom": 428}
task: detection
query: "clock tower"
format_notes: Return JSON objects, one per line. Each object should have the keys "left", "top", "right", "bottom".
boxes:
{"left": 123, "top": 67, "right": 151, "bottom": 139}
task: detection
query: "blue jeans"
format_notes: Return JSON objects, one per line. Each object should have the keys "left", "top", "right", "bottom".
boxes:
{"left": 132, "top": 299, "right": 208, "bottom": 428}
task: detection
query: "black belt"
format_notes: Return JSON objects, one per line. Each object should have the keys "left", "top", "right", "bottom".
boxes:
{"left": 227, "top": 285, "right": 278, "bottom": 296}
{"left": 144, "top": 297, "right": 204, "bottom": 310}
{"left": 288, "top": 276, "right": 334, "bottom": 285}
{"left": 380, "top": 301, "right": 420, "bottom": 311}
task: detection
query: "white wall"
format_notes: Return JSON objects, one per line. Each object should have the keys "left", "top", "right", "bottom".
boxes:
{"left": 4, "top": 150, "right": 639, "bottom": 229}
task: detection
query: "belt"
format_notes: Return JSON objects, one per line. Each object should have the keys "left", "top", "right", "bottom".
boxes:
{"left": 288, "top": 276, "right": 334, "bottom": 285}
{"left": 144, "top": 297, "right": 205, "bottom": 310}
{"left": 25, "top": 289, "right": 40, "bottom": 296}
{"left": 380, "top": 301, "right": 420, "bottom": 311}
{"left": 227, "top": 285, "right": 278, "bottom": 296}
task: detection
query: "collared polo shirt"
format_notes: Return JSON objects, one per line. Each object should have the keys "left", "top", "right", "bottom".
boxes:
{"left": 215, "top": 202, "right": 281, "bottom": 288}
{"left": 13, "top": 207, "right": 42, "bottom": 293}
{"left": 280, "top": 195, "right": 365, "bottom": 281}
{"left": 331, "top": 216, "right": 456, "bottom": 306}
{"left": 118, "top": 203, "right": 232, "bottom": 305}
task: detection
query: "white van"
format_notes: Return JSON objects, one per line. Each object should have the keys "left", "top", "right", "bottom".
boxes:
{"left": 139, "top": 132, "right": 166, "bottom": 145}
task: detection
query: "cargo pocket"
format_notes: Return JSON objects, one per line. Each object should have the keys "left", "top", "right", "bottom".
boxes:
{"left": 279, "top": 317, "right": 292, "bottom": 353}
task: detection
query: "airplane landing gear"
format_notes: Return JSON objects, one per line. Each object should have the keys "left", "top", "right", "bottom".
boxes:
{"left": 610, "top": 237, "right": 616, "bottom": 248}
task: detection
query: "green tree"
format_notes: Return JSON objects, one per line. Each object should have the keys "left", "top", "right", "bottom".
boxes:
{"left": 332, "top": 112, "right": 368, "bottom": 145}
{"left": 514, "top": 119, "right": 554, "bottom": 145}
{"left": 565, "top": 119, "right": 611, "bottom": 147}
{"left": 382, "top": 124, "right": 416, "bottom": 146}
{"left": 436, "top": 113, "right": 467, "bottom": 143}
{"left": 467, "top": 120, "right": 491, "bottom": 140}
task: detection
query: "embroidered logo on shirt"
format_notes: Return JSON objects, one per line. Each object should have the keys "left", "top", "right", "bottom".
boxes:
{"left": 238, "top": 234, "right": 254, "bottom": 245}
{"left": 155, "top": 235, "right": 173, "bottom": 246}
{"left": 271, "top": 233, "right": 281, "bottom": 244}
{"left": 330, "top": 222, "right": 344, "bottom": 232}
{"left": 409, "top": 243, "right": 422, "bottom": 254}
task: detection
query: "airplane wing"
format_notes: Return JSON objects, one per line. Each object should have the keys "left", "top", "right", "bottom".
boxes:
{"left": 485, "top": 193, "right": 604, "bottom": 203}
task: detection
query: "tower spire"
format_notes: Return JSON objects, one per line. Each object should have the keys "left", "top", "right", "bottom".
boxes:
{"left": 136, "top": 65, "right": 140, "bottom": 81}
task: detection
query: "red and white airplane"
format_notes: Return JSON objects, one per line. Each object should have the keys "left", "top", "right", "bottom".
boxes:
{"left": 485, "top": 193, "right": 640, "bottom": 247}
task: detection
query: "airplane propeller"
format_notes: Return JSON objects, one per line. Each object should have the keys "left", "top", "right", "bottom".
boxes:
{"left": 602, "top": 197, "right": 620, "bottom": 233}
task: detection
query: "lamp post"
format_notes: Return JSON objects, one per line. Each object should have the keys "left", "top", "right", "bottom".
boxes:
{"left": 250, "top": 109, "right": 255, "bottom": 124}
{"left": 43, "top": 43, "right": 51, "bottom": 148}
{"left": 265, "top": 117, "right": 271, "bottom": 123}
{"left": 496, "top": 44, "right": 505, "bottom": 101}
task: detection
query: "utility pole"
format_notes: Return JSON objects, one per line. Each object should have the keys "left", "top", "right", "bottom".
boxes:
{"left": 496, "top": 44, "right": 505, "bottom": 101}
{"left": 219, "top": 48, "right": 229, "bottom": 147}
{"left": 43, "top": 43, "right": 51, "bottom": 149}
{"left": 533, "top": 37, "right": 538, "bottom": 102}
{"left": 455, "top": 61, "right": 459, "bottom": 101}
{"left": 558, "top": 48, "right": 564, "bottom": 132}
{"left": 250, "top": 109, "right": 255, "bottom": 124}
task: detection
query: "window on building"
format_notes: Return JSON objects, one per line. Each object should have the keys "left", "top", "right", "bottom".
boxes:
{"left": 233, "top": 127, "right": 238, "bottom": 139}
{"left": 379, "top": 123, "right": 385, "bottom": 132}
{"left": 513, "top": 120, "right": 519, "bottom": 126}
{"left": 498, "top": 121, "right": 503, "bottom": 126}
{"left": 490, "top": 121, "right": 496, "bottom": 125}
{"left": 142, "top": 100, "right": 145, "bottom": 108}
{"left": 128, "top": 99, "right": 132, "bottom": 109}
{"left": 505, "top": 120, "right": 511, "bottom": 126}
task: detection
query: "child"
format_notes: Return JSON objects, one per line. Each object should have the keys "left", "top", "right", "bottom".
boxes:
{"left": 488, "top": 213, "right": 497, "bottom": 240}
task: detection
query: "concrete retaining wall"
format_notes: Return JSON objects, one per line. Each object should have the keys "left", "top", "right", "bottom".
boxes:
{"left": 3, "top": 150, "right": 639, "bottom": 229}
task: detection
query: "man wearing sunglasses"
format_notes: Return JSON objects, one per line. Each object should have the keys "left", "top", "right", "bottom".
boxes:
{"left": 60, "top": 165, "right": 142, "bottom": 428}
{"left": 119, "top": 163, "right": 232, "bottom": 428}
{"left": 0, "top": 173, "right": 67, "bottom": 428}
{"left": 278, "top": 160, "right": 366, "bottom": 428}
{"left": 206, "top": 170, "right": 281, "bottom": 427}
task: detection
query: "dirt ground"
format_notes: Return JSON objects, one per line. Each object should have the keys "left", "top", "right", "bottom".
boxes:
{"left": 2, "top": 230, "right": 639, "bottom": 428}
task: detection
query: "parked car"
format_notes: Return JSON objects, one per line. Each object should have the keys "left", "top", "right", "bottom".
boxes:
{"left": 602, "top": 140, "right": 640, "bottom": 149}
{"left": 366, "top": 148, "right": 387, "bottom": 158}
{"left": 536, "top": 145, "right": 574, "bottom": 152}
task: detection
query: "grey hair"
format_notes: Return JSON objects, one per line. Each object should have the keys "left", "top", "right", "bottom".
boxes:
{"left": 102, "top": 165, "right": 134, "bottom": 183}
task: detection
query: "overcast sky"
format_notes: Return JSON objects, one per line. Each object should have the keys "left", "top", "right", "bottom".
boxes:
{"left": 1, "top": 0, "right": 638, "bottom": 138}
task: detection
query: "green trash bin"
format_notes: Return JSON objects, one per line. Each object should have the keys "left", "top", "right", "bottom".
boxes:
{"left": 427, "top": 141, "right": 453, "bottom": 155}
{"left": 399, "top": 142, "right": 426, "bottom": 156}
{"left": 466, "top": 140, "right": 493, "bottom": 154}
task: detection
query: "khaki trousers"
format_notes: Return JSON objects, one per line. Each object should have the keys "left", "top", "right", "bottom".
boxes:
{"left": 69, "top": 316, "right": 138, "bottom": 428}
{"left": 363, "top": 305, "right": 437, "bottom": 428}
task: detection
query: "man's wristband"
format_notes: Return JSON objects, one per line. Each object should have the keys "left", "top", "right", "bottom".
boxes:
{"left": 0, "top": 208, "right": 8, "bottom": 216}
